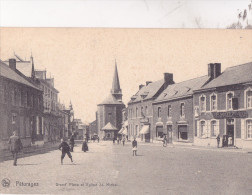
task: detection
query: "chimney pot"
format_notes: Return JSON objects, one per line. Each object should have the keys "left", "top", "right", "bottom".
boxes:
{"left": 9, "top": 58, "right": 16, "bottom": 70}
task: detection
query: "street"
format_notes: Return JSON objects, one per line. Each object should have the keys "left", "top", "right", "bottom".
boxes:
{"left": 1, "top": 141, "right": 252, "bottom": 195}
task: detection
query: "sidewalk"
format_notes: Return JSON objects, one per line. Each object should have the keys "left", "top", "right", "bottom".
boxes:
{"left": 139, "top": 141, "right": 252, "bottom": 154}
{"left": 0, "top": 141, "right": 60, "bottom": 162}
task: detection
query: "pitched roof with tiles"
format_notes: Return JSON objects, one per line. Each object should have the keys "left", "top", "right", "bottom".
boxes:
{"left": 154, "top": 75, "right": 209, "bottom": 103}
{"left": 98, "top": 93, "right": 124, "bottom": 105}
{"left": 198, "top": 62, "right": 252, "bottom": 90}
{"left": 128, "top": 79, "right": 164, "bottom": 104}
{"left": 0, "top": 60, "right": 40, "bottom": 90}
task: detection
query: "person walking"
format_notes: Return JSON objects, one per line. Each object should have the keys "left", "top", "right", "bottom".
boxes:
{"left": 59, "top": 138, "right": 73, "bottom": 165}
{"left": 97, "top": 136, "right": 100, "bottom": 143}
{"left": 122, "top": 136, "right": 125, "bottom": 146}
{"left": 117, "top": 137, "right": 119, "bottom": 144}
{"left": 132, "top": 138, "right": 137, "bottom": 156}
{"left": 82, "top": 138, "right": 89, "bottom": 152}
{"left": 69, "top": 133, "right": 75, "bottom": 152}
{"left": 8, "top": 130, "right": 23, "bottom": 166}
{"left": 216, "top": 134, "right": 220, "bottom": 148}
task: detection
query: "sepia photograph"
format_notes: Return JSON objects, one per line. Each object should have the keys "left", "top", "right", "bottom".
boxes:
{"left": 0, "top": 0, "right": 252, "bottom": 194}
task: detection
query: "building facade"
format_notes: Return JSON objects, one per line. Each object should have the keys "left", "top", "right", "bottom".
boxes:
{"left": 128, "top": 73, "right": 174, "bottom": 142}
{"left": 0, "top": 59, "right": 43, "bottom": 150}
{"left": 97, "top": 62, "right": 125, "bottom": 140}
{"left": 152, "top": 76, "right": 209, "bottom": 144}
{"left": 193, "top": 63, "right": 252, "bottom": 149}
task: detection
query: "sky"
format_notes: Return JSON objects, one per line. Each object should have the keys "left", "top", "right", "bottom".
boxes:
{"left": 0, "top": 0, "right": 252, "bottom": 123}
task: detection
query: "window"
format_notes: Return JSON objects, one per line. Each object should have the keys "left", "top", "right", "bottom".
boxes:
{"left": 141, "top": 107, "right": 144, "bottom": 117}
{"left": 227, "top": 92, "right": 234, "bottom": 110}
{"left": 31, "top": 94, "right": 34, "bottom": 107}
{"left": 211, "top": 120, "right": 217, "bottom": 137}
{"left": 180, "top": 103, "right": 185, "bottom": 117}
{"left": 11, "top": 88, "right": 15, "bottom": 105}
{"left": 136, "top": 108, "right": 138, "bottom": 118}
{"left": 145, "top": 106, "right": 148, "bottom": 115}
{"left": 168, "top": 105, "right": 171, "bottom": 118}
{"left": 246, "top": 90, "right": 252, "bottom": 108}
{"left": 4, "top": 84, "right": 8, "bottom": 103}
{"left": 200, "top": 95, "right": 206, "bottom": 112}
{"left": 247, "top": 120, "right": 252, "bottom": 139}
{"left": 158, "top": 107, "right": 161, "bottom": 118}
{"left": 210, "top": 94, "right": 217, "bottom": 111}
{"left": 12, "top": 113, "right": 17, "bottom": 124}
{"left": 200, "top": 121, "right": 206, "bottom": 137}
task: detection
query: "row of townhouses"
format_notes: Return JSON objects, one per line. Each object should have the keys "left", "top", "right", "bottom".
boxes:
{"left": 127, "top": 62, "right": 252, "bottom": 149}
{"left": 0, "top": 54, "right": 75, "bottom": 150}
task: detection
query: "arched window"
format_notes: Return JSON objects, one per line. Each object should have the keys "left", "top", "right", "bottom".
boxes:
{"left": 245, "top": 88, "right": 252, "bottom": 108}
{"left": 226, "top": 92, "right": 234, "bottom": 110}
{"left": 199, "top": 95, "right": 206, "bottom": 112}
{"left": 211, "top": 120, "right": 219, "bottom": 137}
{"left": 210, "top": 93, "right": 217, "bottom": 111}
{"left": 200, "top": 121, "right": 206, "bottom": 137}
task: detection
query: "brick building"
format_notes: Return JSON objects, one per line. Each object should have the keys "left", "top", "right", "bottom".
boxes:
{"left": 0, "top": 59, "right": 43, "bottom": 150}
{"left": 193, "top": 62, "right": 252, "bottom": 149}
{"left": 128, "top": 73, "right": 174, "bottom": 142}
{"left": 152, "top": 76, "right": 209, "bottom": 143}
{"left": 97, "top": 62, "right": 125, "bottom": 140}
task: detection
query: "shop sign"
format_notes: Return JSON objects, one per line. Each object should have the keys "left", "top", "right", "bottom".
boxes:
{"left": 212, "top": 111, "right": 248, "bottom": 119}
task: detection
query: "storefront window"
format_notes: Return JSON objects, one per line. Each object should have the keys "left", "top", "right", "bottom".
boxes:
{"left": 211, "top": 120, "right": 217, "bottom": 137}
{"left": 156, "top": 126, "right": 163, "bottom": 138}
{"left": 247, "top": 120, "right": 252, "bottom": 139}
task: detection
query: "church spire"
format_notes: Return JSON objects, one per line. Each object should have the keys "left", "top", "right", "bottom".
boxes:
{"left": 111, "top": 59, "right": 122, "bottom": 101}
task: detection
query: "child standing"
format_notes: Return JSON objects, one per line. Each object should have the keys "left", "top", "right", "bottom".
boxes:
{"left": 59, "top": 138, "right": 73, "bottom": 165}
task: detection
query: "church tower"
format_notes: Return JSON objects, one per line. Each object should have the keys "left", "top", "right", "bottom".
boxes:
{"left": 111, "top": 60, "right": 122, "bottom": 101}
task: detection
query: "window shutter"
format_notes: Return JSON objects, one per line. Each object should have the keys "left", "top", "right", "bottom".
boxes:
{"left": 241, "top": 119, "right": 245, "bottom": 139}
{"left": 197, "top": 121, "right": 200, "bottom": 137}
{"left": 216, "top": 120, "right": 219, "bottom": 136}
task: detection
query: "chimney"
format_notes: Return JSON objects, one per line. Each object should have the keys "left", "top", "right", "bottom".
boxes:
{"left": 146, "top": 81, "right": 152, "bottom": 86}
{"left": 139, "top": 84, "right": 145, "bottom": 90}
{"left": 9, "top": 58, "right": 16, "bottom": 70}
{"left": 208, "top": 63, "right": 221, "bottom": 79}
{"left": 164, "top": 73, "right": 174, "bottom": 89}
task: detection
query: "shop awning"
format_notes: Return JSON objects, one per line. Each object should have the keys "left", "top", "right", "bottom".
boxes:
{"left": 118, "top": 128, "right": 124, "bottom": 134}
{"left": 140, "top": 125, "right": 150, "bottom": 134}
{"left": 122, "top": 128, "right": 128, "bottom": 135}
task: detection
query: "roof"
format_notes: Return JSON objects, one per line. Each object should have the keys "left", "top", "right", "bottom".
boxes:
{"left": 128, "top": 79, "right": 164, "bottom": 104}
{"left": 111, "top": 62, "right": 121, "bottom": 93}
{"left": 0, "top": 60, "right": 41, "bottom": 91}
{"left": 154, "top": 75, "right": 209, "bottom": 103}
{"left": 4, "top": 56, "right": 32, "bottom": 78}
{"left": 98, "top": 93, "right": 124, "bottom": 105}
{"left": 199, "top": 62, "right": 252, "bottom": 90}
{"left": 101, "top": 122, "right": 117, "bottom": 130}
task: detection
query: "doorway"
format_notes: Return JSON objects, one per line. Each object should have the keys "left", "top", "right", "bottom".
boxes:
{"left": 226, "top": 119, "right": 234, "bottom": 146}
{"left": 167, "top": 125, "right": 172, "bottom": 143}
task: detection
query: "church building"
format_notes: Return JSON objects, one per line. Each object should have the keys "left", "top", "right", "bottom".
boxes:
{"left": 97, "top": 62, "right": 125, "bottom": 140}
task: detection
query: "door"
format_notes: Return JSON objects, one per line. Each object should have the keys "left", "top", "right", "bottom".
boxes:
{"left": 167, "top": 125, "right": 172, "bottom": 143}
{"left": 227, "top": 119, "right": 234, "bottom": 146}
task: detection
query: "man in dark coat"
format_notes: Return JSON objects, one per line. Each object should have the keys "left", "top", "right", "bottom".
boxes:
{"left": 69, "top": 133, "right": 75, "bottom": 152}
{"left": 8, "top": 131, "right": 23, "bottom": 166}
{"left": 132, "top": 138, "right": 137, "bottom": 156}
{"left": 59, "top": 138, "right": 73, "bottom": 164}
{"left": 82, "top": 138, "right": 89, "bottom": 152}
